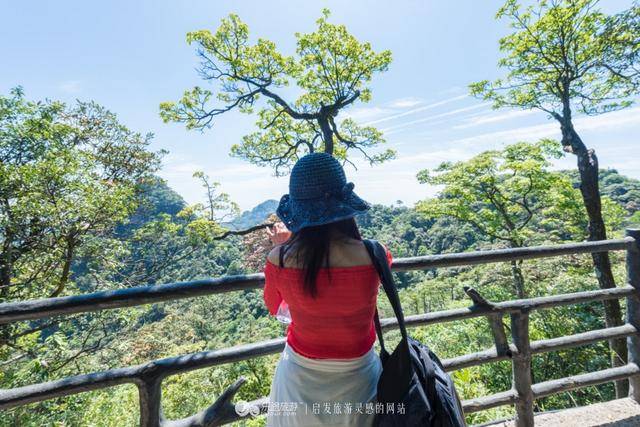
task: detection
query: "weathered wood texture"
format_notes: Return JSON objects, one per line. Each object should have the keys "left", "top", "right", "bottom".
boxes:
{"left": 460, "top": 364, "right": 640, "bottom": 415}
{"left": 0, "top": 238, "right": 634, "bottom": 325}
{"left": 510, "top": 312, "right": 534, "bottom": 427}
{"left": 4, "top": 288, "right": 639, "bottom": 411}
{"left": 392, "top": 237, "right": 634, "bottom": 272}
{"left": 531, "top": 363, "right": 640, "bottom": 399}
{"left": 0, "top": 234, "right": 638, "bottom": 426}
{"left": 442, "top": 324, "right": 638, "bottom": 371}
{"left": 462, "top": 390, "right": 518, "bottom": 413}
{"left": 0, "top": 338, "right": 285, "bottom": 409}
{"left": 627, "top": 229, "right": 640, "bottom": 402}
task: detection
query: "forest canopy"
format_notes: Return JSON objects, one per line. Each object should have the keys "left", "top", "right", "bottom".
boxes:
{"left": 2, "top": 1, "right": 640, "bottom": 425}
{"left": 2, "top": 90, "right": 639, "bottom": 425}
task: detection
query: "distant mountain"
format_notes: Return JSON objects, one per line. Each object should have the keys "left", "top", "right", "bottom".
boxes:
{"left": 115, "top": 176, "right": 187, "bottom": 236}
{"left": 225, "top": 199, "right": 279, "bottom": 229}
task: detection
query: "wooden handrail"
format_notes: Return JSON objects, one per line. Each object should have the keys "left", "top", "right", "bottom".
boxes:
{"left": 0, "top": 238, "right": 634, "bottom": 325}
{"left": 0, "top": 232, "right": 638, "bottom": 427}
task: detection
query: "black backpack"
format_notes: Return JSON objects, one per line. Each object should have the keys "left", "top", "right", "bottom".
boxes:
{"left": 363, "top": 239, "right": 467, "bottom": 427}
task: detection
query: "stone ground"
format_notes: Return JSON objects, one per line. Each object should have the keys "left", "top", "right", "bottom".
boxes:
{"left": 479, "top": 398, "right": 640, "bottom": 427}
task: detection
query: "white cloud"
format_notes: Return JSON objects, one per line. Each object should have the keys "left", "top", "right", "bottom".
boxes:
{"left": 453, "top": 109, "right": 540, "bottom": 129}
{"left": 364, "top": 94, "right": 468, "bottom": 126}
{"left": 449, "top": 106, "right": 640, "bottom": 147}
{"left": 437, "top": 86, "right": 466, "bottom": 96}
{"left": 336, "top": 147, "right": 478, "bottom": 207}
{"left": 573, "top": 106, "right": 640, "bottom": 131}
{"left": 382, "top": 103, "right": 491, "bottom": 134}
{"left": 387, "top": 97, "right": 423, "bottom": 109}
{"left": 342, "top": 97, "right": 427, "bottom": 123}
{"left": 158, "top": 106, "right": 640, "bottom": 211}
{"left": 451, "top": 122, "right": 558, "bottom": 146}
{"left": 341, "top": 106, "right": 393, "bottom": 123}
{"left": 158, "top": 154, "right": 288, "bottom": 209}
{"left": 57, "top": 80, "right": 82, "bottom": 94}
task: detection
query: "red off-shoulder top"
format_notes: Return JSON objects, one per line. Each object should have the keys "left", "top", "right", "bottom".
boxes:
{"left": 263, "top": 246, "right": 393, "bottom": 359}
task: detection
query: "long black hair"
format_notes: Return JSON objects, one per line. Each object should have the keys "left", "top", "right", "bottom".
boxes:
{"left": 281, "top": 217, "right": 362, "bottom": 298}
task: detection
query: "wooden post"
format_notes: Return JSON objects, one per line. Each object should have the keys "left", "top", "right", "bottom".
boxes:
{"left": 510, "top": 311, "right": 534, "bottom": 427}
{"left": 488, "top": 314, "right": 511, "bottom": 357}
{"left": 463, "top": 287, "right": 511, "bottom": 357}
{"left": 626, "top": 228, "right": 640, "bottom": 402}
{"left": 138, "top": 375, "right": 163, "bottom": 427}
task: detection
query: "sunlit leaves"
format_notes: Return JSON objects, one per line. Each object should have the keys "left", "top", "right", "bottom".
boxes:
{"left": 0, "top": 89, "right": 162, "bottom": 302}
{"left": 294, "top": 8, "right": 392, "bottom": 107}
{"left": 470, "top": 0, "right": 640, "bottom": 118}
{"left": 178, "top": 171, "right": 240, "bottom": 243}
{"left": 416, "top": 140, "right": 583, "bottom": 247}
{"left": 161, "top": 9, "right": 392, "bottom": 172}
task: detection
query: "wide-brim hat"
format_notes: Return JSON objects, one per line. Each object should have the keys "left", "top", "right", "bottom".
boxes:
{"left": 276, "top": 153, "right": 370, "bottom": 233}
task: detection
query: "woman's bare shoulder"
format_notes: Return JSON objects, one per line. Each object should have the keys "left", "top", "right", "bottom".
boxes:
{"left": 331, "top": 238, "right": 372, "bottom": 266}
{"left": 266, "top": 243, "right": 302, "bottom": 268}
{"left": 266, "top": 245, "right": 282, "bottom": 265}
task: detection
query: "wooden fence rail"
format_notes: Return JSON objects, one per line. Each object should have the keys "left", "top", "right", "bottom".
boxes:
{"left": 1, "top": 230, "right": 639, "bottom": 427}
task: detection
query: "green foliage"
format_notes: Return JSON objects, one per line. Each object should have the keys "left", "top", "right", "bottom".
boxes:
{"left": 470, "top": 0, "right": 640, "bottom": 117}
{"left": 0, "top": 87, "right": 163, "bottom": 302}
{"left": 3, "top": 86, "right": 640, "bottom": 426}
{"left": 160, "top": 9, "right": 394, "bottom": 175}
{"left": 1, "top": 171, "right": 637, "bottom": 425}
{"left": 416, "top": 140, "right": 580, "bottom": 247}
{"left": 568, "top": 168, "right": 640, "bottom": 214}
{"left": 178, "top": 171, "right": 240, "bottom": 243}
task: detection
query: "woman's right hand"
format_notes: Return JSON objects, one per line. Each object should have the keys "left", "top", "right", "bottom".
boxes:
{"left": 265, "top": 221, "right": 291, "bottom": 245}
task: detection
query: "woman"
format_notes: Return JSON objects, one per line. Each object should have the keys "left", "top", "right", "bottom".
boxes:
{"left": 262, "top": 152, "right": 392, "bottom": 426}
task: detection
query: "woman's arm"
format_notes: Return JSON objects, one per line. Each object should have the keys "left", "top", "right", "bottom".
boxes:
{"left": 263, "top": 257, "right": 283, "bottom": 315}
{"left": 262, "top": 222, "right": 291, "bottom": 315}
{"left": 265, "top": 222, "right": 291, "bottom": 246}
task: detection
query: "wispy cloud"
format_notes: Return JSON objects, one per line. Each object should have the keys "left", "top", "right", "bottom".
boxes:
{"left": 57, "top": 80, "right": 82, "bottom": 94}
{"left": 437, "top": 86, "right": 466, "bottom": 96}
{"left": 453, "top": 109, "right": 540, "bottom": 129}
{"left": 342, "top": 97, "right": 426, "bottom": 123}
{"left": 382, "top": 103, "right": 491, "bottom": 134}
{"left": 387, "top": 97, "right": 423, "bottom": 109}
{"left": 449, "top": 106, "right": 640, "bottom": 146}
{"left": 574, "top": 106, "right": 640, "bottom": 131}
{"left": 159, "top": 155, "right": 204, "bottom": 180}
{"left": 341, "top": 106, "right": 394, "bottom": 122}
{"left": 364, "top": 94, "right": 468, "bottom": 126}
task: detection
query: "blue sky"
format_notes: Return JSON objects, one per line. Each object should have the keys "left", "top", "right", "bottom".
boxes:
{"left": 2, "top": 0, "right": 638, "bottom": 211}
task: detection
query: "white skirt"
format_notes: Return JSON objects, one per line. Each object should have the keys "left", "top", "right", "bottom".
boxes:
{"left": 266, "top": 342, "right": 383, "bottom": 427}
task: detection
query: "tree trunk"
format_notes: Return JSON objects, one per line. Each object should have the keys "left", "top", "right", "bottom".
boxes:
{"left": 0, "top": 259, "right": 10, "bottom": 300}
{"left": 560, "top": 118, "right": 628, "bottom": 398}
{"left": 510, "top": 259, "right": 526, "bottom": 299}
{"left": 317, "top": 114, "right": 334, "bottom": 155}
{"left": 0, "top": 235, "right": 13, "bottom": 346}
{"left": 1, "top": 236, "right": 12, "bottom": 300}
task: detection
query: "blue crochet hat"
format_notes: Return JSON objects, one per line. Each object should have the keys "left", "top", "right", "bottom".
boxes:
{"left": 276, "top": 153, "right": 370, "bottom": 233}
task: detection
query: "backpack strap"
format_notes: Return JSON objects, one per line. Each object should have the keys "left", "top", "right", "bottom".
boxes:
{"left": 279, "top": 245, "right": 285, "bottom": 268}
{"left": 279, "top": 242, "right": 294, "bottom": 268}
{"left": 363, "top": 239, "right": 410, "bottom": 358}
{"left": 373, "top": 308, "right": 389, "bottom": 360}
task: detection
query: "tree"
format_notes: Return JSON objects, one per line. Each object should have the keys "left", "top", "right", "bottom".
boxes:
{"left": 160, "top": 9, "right": 395, "bottom": 176}
{"left": 0, "top": 87, "right": 162, "bottom": 303}
{"left": 416, "top": 140, "right": 583, "bottom": 298}
{"left": 469, "top": 0, "right": 640, "bottom": 396}
{"left": 242, "top": 214, "right": 280, "bottom": 273}
{"left": 0, "top": 87, "right": 163, "bottom": 383}
{"left": 177, "top": 171, "right": 240, "bottom": 240}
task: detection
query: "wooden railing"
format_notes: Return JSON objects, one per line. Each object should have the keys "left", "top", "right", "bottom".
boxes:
{"left": 1, "top": 229, "right": 640, "bottom": 427}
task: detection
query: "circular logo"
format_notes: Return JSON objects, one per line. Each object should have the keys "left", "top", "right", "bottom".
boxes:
{"left": 235, "top": 400, "right": 261, "bottom": 417}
